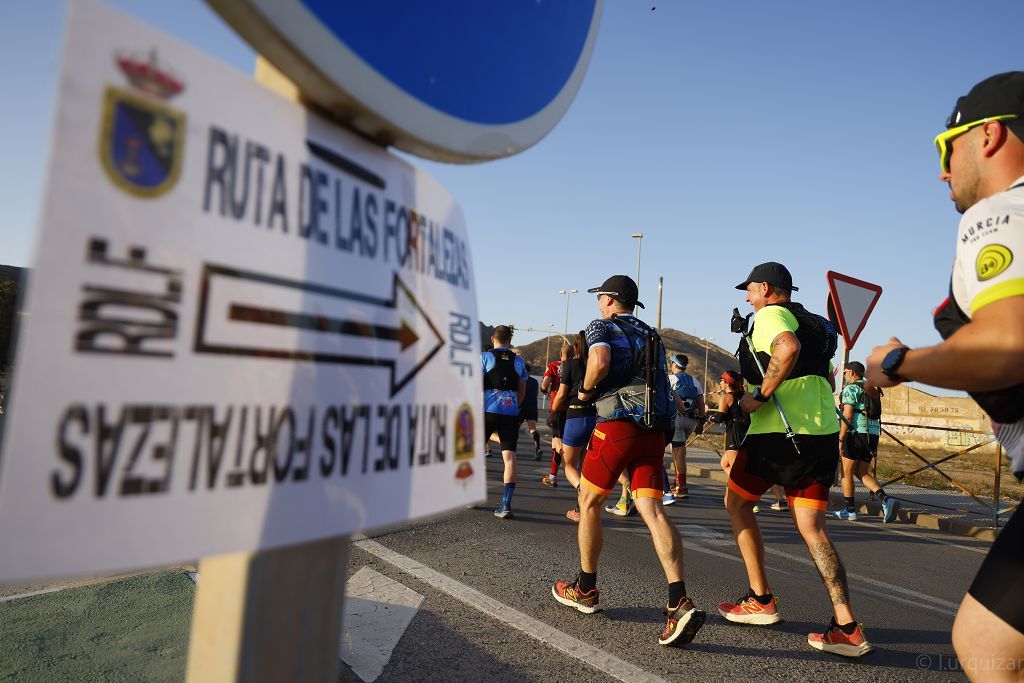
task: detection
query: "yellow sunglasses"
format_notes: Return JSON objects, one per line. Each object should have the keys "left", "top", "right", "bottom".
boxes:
{"left": 934, "top": 114, "right": 1018, "bottom": 173}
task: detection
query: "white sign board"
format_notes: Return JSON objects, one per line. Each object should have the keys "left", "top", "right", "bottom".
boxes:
{"left": 0, "top": 0, "right": 484, "bottom": 583}
{"left": 826, "top": 271, "right": 882, "bottom": 350}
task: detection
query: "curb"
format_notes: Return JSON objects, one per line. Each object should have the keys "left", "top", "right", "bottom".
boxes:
{"left": 683, "top": 463, "right": 999, "bottom": 543}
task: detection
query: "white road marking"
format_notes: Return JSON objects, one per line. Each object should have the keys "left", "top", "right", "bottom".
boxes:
{"left": 341, "top": 567, "right": 424, "bottom": 682}
{"left": 613, "top": 524, "right": 958, "bottom": 615}
{"left": 353, "top": 537, "right": 669, "bottom": 683}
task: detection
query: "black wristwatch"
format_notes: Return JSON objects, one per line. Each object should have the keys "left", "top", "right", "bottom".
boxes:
{"left": 881, "top": 346, "right": 910, "bottom": 381}
{"left": 752, "top": 387, "right": 771, "bottom": 402}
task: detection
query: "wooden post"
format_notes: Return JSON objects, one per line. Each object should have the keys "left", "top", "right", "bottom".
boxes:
{"left": 994, "top": 441, "right": 1003, "bottom": 528}
{"left": 186, "top": 538, "right": 350, "bottom": 682}
{"left": 185, "top": 56, "right": 352, "bottom": 682}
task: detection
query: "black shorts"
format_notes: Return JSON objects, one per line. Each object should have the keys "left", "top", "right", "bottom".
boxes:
{"left": 842, "top": 433, "right": 878, "bottom": 463}
{"left": 519, "top": 402, "right": 538, "bottom": 423}
{"left": 485, "top": 412, "right": 519, "bottom": 452}
{"left": 725, "top": 422, "right": 748, "bottom": 452}
{"left": 551, "top": 410, "right": 567, "bottom": 439}
{"left": 969, "top": 504, "right": 1024, "bottom": 633}
{"left": 741, "top": 431, "right": 840, "bottom": 488}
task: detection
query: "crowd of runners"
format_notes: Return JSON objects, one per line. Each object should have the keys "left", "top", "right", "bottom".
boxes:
{"left": 478, "top": 71, "right": 1024, "bottom": 678}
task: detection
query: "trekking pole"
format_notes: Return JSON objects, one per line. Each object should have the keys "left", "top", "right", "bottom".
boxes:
{"left": 732, "top": 308, "right": 801, "bottom": 456}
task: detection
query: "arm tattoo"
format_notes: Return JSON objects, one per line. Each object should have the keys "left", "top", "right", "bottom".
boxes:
{"left": 810, "top": 541, "right": 850, "bottom": 606}
{"left": 764, "top": 355, "right": 782, "bottom": 383}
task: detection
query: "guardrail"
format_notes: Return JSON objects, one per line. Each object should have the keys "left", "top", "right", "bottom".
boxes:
{"left": 689, "top": 417, "right": 1014, "bottom": 528}
{"left": 875, "top": 421, "right": 1014, "bottom": 528}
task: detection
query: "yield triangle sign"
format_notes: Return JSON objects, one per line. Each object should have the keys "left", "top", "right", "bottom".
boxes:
{"left": 826, "top": 271, "right": 882, "bottom": 350}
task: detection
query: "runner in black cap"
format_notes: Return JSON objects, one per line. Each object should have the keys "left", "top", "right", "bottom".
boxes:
{"left": 866, "top": 71, "right": 1024, "bottom": 678}
{"left": 720, "top": 262, "right": 873, "bottom": 657}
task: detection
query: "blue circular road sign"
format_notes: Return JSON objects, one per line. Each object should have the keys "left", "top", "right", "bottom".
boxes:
{"left": 207, "top": 0, "right": 603, "bottom": 162}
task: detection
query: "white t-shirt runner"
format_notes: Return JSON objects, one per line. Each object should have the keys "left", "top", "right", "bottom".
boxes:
{"left": 950, "top": 174, "right": 1024, "bottom": 476}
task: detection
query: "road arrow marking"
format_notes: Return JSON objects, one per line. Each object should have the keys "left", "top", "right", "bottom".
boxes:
{"left": 194, "top": 265, "right": 444, "bottom": 396}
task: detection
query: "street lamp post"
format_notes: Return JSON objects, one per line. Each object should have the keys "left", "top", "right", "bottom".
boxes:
{"left": 559, "top": 289, "right": 578, "bottom": 337}
{"left": 631, "top": 233, "right": 643, "bottom": 315}
{"left": 702, "top": 337, "right": 716, "bottom": 396}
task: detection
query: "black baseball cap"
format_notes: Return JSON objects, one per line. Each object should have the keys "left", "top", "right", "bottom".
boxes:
{"left": 588, "top": 275, "right": 645, "bottom": 309}
{"left": 735, "top": 262, "right": 799, "bottom": 292}
{"left": 945, "top": 72, "right": 1024, "bottom": 140}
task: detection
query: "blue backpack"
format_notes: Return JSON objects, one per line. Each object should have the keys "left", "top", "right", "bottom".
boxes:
{"left": 593, "top": 316, "right": 676, "bottom": 431}
{"left": 674, "top": 373, "right": 701, "bottom": 414}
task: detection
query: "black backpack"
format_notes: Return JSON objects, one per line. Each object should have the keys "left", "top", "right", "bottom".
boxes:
{"left": 858, "top": 385, "right": 882, "bottom": 421}
{"left": 483, "top": 348, "right": 520, "bottom": 391}
{"left": 737, "top": 301, "right": 838, "bottom": 384}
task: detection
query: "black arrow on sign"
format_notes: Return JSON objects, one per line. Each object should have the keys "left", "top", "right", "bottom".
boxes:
{"left": 194, "top": 265, "right": 445, "bottom": 397}
{"left": 228, "top": 305, "right": 421, "bottom": 351}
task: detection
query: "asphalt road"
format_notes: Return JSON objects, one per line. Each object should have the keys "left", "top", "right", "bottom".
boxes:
{"left": 342, "top": 431, "right": 988, "bottom": 682}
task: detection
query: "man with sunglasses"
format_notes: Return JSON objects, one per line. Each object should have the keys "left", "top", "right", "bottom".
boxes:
{"left": 550, "top": 275, "right": 706, "bottom": 647}
{"left": 866, "top": 71, "right": 1024, "bottom": 680}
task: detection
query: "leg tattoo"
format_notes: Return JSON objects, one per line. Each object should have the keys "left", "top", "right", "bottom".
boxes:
{"left": 810, "top": 541, "right": 849, "bottom": 606}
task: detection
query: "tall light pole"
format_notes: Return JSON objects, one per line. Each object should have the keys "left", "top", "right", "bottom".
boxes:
{"left": 702, "top": 337, "right": 716, "bottom": 396}
{"left": 631, "top": 233, "right": 643, "bottom": 315}
{"left": 559, "top": 289, "right": 578, "bottom": 337}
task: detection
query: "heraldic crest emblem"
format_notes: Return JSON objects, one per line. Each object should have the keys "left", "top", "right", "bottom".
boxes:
{"left": 99, "top": 50, "right": 186, "bottom": 198}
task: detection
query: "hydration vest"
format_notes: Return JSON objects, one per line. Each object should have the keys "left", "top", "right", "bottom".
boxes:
{"left": 593, "top": 316, "right": 675, "bottom": 431}
{"left": 483, "top": 348, "right": 520, "bottom": 391}
{"left": 674, "top": 373, "right": 701, "bottom": 415}
{"left": 736, "top": 301, "right": 837, "bottom": 385}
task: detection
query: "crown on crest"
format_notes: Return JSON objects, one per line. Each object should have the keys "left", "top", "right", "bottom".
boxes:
{"left": 116, "top": 50, "right": 184, "bottom": 99}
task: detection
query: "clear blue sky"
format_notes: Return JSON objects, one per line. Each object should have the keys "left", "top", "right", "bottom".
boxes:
{"left": 3, "top": 1, "right": 1023, "bottom": 394}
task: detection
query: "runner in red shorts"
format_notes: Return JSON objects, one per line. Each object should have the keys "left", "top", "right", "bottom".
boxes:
{"left": 550, "top": 275, "right": 705, "bottom": 647}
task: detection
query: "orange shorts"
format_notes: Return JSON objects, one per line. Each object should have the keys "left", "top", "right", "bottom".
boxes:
{"left": 727, "top": 446, "right": 832, "bottom": 511}
{"left": 580, "top": 420, "right": 666, "bottom": 499}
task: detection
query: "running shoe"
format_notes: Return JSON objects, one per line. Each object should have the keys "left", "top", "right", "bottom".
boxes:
{"left": 717, "top": 593, "right": 783, "bottom": 625}
{"left": 671, "top": 484, "right": 689, "bottom": 499}
{"left": 807, "top": 619, "right": 874, "bottom": 657}
{"left": 493, "top": 503, "right": 513, "bottom": 519}
{"left": 662, "top": 492, "right": 676, "bottom": 506}
{"left": 542, "top": 474, "right": 558, "bottom": 488}
{"left": 533, "top": 450, "right": 542, "bottom": 461}
{"left": 770, "top": 501, "right": 788, "bottom": 512}
{"left": 752, "top": 505, "right": 760, "bottom": 514}
{"left": 566, "top": 508, "right": 581, "bottom": 523}
{"left": 833, "top": 509, "right": 858, "bottom": 521}
{"left": 605, "top": 499, "right": 635, "bottom": 517}
{"left": 551, "top": 581, "right": 600, "bottom": 614}
{"left": 882, "top": 498, "right": 900, "bottom": 523}
{"left": 659, "top": 597, "right": 706, "bottom": 646}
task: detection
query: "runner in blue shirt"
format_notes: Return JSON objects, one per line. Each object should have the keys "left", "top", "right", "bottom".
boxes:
{"left": 481, "top": 325, "right": 528, "bottom": 518}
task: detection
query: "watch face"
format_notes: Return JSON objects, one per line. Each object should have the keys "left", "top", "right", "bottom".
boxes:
{"left": 882, "top": 347, "right": 906, "bottom": 375}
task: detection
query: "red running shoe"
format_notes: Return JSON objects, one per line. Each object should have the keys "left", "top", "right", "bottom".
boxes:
{"left": 551, "top": 581, "right": 600, "bottom": 614}
{"left": 717, "top": 593, "right": 783, "bottom": 625}
{"left": 566, "top": 508, "right": 581, "bottom": 523}
{"left": 808, "top": 619, "right": 874, "bottom": 657}
{"left": 659, "top": 597, "right": 706, "bottom": 646}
